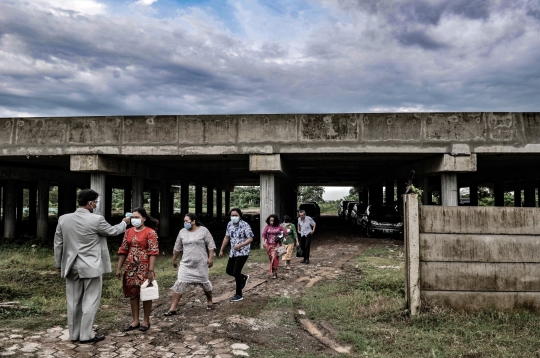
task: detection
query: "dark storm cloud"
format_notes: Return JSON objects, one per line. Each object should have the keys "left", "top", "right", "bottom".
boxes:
{"left": 395, "top": 29, "right": 447, "bottom": 50}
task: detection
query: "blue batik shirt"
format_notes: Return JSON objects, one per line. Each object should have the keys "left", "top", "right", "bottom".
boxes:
{"left": 226, "top": 220, "right": 254, "bottom": 257}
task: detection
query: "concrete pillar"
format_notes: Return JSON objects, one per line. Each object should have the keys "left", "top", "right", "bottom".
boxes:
{"left": 224, "top": 191, "right": 231, "bottom": 216}
{"left": 90, "top": 173, "right": 106, "bottom": 216}
{"left": 123, "top": 181, "right": 132, "bottom": 214}
{"left": 3, "top": 180, "right": 17, "bottom": 239}
{"left": 362, "top": 188, "right": 369, "bottom": 204}
{"left": 206, "top": 185, "right": 214, "bottom": 218}
{"left": 195, "top": 184, "right": 203, "bottom": 215}
{"left": 36, "top": 181, "right": 49, "bottom": 239}
{"left": 16, "top": 187, "right": 23, "bottom": 223}
{"left": 494, "top": 181, "right": 504, "bottom": 207}
{"left": 524, "top": 179, "right": 536, "bottom": 207}
{"left": 260, "top": 173, "right": 280, "bottom": 241}
{"left": 29, "top": 182, "right": 37, "bottom": 224}
{"left": 216, "top": 188, "right": 223, "bottom": 220}
{"left": 469, "top": 182, "right": 478, "bottom": 206}
{"left": 105, "top": 184, "right": 112, "bottom": 221}
{"left": 132, "top": 177, "right": 144, "bottom": 209}
{"left": 150, "top": 190, "right": 159, "bottom": 217}
{"left": 181, "top": 180, "right": 189, "bottom": 215}
{"left": 514, "top": 183, "right": 522, "bottom": 207}
{"left": 369, "top": 184, "right": 383, "bottom": 206}
{"left": 403, "top": 193, "right": 420, "bottom": 315}
{"left": 441, "top": 173, "right": 458, "bottom": 206}
{"left": 397, "top": 179, "right": 407, "bottom": 214}
{"left": 160, "top": 180, "right": 171, "bottom": 238}
{"left": 386, "top": 180, "right": 395, "bottom": 206}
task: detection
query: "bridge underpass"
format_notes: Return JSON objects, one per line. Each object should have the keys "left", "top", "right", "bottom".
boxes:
{"left": 0, "top": 112, "right": 539, "bottom": 241}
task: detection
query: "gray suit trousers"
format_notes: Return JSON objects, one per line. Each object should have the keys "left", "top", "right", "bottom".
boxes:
{"left": 66, "top": 260, "right": 102, "bottom": 341}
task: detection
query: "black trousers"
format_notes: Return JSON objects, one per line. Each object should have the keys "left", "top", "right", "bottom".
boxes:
{"left": 300, "top": 234, "right": 312, "bottom": 260}
{"left": 226, "top": 255, "right": 249, "bottom": 296}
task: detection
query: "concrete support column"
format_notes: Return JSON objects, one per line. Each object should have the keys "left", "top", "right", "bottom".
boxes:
{"left": 36, "top": 181, "right": 49, "bottom": 239}
{"left": 150, "top": 190, "right": 159, "bottom": 218}
{"left": 123, "top": 181, "right": 132, "bottom": 214}
{"left": 397, "top": 179, "right": 407, "bottom": 214}
{"left": 91, "top": 173, "right": 106, "bottom": 216}
{"left": 3, "top": 180, "right": 17, "bottom": 239}
{"left": 181, "top": 180, "right": 189, "bottom": 215}
{"left": 132, "top": 177, "right": 144, "bottom": 209}
{"left": 29, "top": 182, "right": 37, "bottom": 225}
{"left": 159, "top": 180, "right": 171, "bottom": 238}
{"left": 195, "top": 184, "right": 203, "bottom": 215}
{"left": 58, "top": 182, "right": 75, "bottom": 216}
{"left": 362, "top": 189, "right": 369, "bottom": 204}
{"left": 206, "top": 185, "right": 214, "bottom": 218}
{"left": 224, "top": 191, "right": 231, "bottom": 216}
{"left": 369, "top": 184, "right": 383, "bottom": 206}
{"left": 403, "top": 193, "right": 420, "bottom": 315}
{"left": 524, "top": 179, "right": 536, "bottom": 207}
{"left": 260, "top": 173, "right": 280, "bottom": 241}
{"left": 514, "top": 183, "right": 522, "bottom": 207}
{"left": 469, "top": 182, "right": 478, "bottom": 206}
{"left": 494, "top": 181, "right": 504, "bottom": 207}
{"left": 105, "top": 184, "right": 112, "bottom": 221}
{"left": 216, "top": 188, "right": 223, "bottom": 220}
{"left": 441, "top": 173, "right": 458, "bottom": 206}
{"left": 16, "top": 187, "right": 23, "bottom": 224}
{"left": 386, "top": 180, "right": 395, "bottom": 206}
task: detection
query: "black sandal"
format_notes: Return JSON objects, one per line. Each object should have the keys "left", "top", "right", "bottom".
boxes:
{"left": 123, "top": 323, "right": 140, "bottom": 332}
{"left": 139, "top": 324, "right": 150, "bottom": 332}
{"left": 164, "top": 310, "right": 177, "bottom": 316}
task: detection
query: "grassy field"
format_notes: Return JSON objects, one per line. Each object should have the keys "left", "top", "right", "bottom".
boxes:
{"left": 295, "top": 246, "right": 540, "bottom": 358}
{"left": 0, "top": 243, "right": 268, "bottom": 331}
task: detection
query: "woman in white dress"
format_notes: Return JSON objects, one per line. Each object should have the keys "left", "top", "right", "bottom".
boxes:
{"left": 165, "top": 213, "right": 216, "bottom": 315}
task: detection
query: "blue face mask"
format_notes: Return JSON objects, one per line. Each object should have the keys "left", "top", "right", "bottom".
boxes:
{"left": 184, "top": 222, "right": 192, "bottom": 230}
{"left": 231, "top": 216, "right": 240, "bottom": 224}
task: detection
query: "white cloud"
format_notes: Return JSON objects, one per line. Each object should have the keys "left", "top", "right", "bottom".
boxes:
{"left": 135, "top": 0, "right": 158, "bottom": 6}
{"left": 38, "top": 0, "right": 106, "bottom": 15}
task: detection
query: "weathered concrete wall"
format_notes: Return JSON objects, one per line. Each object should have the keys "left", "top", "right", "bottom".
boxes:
{"left": 416, "top": 206, "right": 540, "bottom": 312}
{"left": 1, "top": 113, "right": 539, "bottom": 156}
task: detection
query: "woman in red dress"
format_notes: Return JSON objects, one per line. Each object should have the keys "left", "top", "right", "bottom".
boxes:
{"left": 262, "top": 214, "right": 286, "bottom": 279}
{"left": 116, "top": 207, "right": 159, "bottom": 332}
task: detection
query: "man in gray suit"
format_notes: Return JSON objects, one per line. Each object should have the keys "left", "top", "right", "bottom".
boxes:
{"left": 54, "top": 189, "right": 130, "bottom": 344}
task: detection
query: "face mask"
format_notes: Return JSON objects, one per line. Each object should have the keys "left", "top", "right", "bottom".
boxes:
{"left": 231, "top": 216, "right": 240, "bottom": 224}
{"left": 131, "top": 218, "right": 142, "bottom": 228}
{"left": 184, "top": 222, "right": 192, "bottom": 230}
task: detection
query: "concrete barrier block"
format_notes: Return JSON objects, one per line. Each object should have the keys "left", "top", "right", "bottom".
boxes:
{"left": 238, "top": 115, "right": 297, "bottom": 143}
{"left": 123, "top": 116, "right": 178, "bottom": 144}
{"left": 421, "top": 262, "right": 540, "bottom": 291}
{"left": 67, "top": 117, "right": 122, "bottom": 144}
{"left": 420, "top": 206, "right": 540, "bottom": 234}
{"left": 487, "top": 112, "right": 522, "bottom": 142}
{"left": 0, "top": 118, "right": 14, "bottom": 145}
{"left": 15, "top": 118, "right": 68, "bottom": 145}
{"left": 362, "top": 113, "right": 421, "bottom": 142}
{"left": 522, "top": 113, "right": 540, "bottom": 143}
{"left": 425, "top": 113, "right": 486, "bottom": 141}
{"left": 178, "top": 116, "right": 204, "bottom": 144}
{"left": 203, "top": 116, "right": 237, "bottom": 144}
{"left": 420, "top": 234, "right": 540, "bottom": 262}
{"left": 422, "top": 291, "right": 540, "bottom": 312}
{"left": 299, "top": 114, "right": 358, "bottom": 141}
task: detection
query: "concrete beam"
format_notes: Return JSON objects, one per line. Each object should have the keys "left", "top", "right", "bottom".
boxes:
{"left": 249, "top": 154, "right": 289, "bottom": 176}
{"left": 360, "top": 154, "right": 477, "bottom": 189}
{"left": 0, "top": 165, "right": 88, "bottom": 185}
{"left": 70, "top": 154, "right": 166, "bottom": 179}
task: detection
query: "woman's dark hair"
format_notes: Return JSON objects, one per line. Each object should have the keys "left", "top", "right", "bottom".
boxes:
{"left": 229, "top": 208, "right": 243, "bottom": 218}
{"left": 78, "top": 189, "right": 99, "bottom": 206}
{"left": 266, "top": 214, "right": 280, "bottom": 226}
{"left": 282, "top": 215, "right": 291, "bottom": 223}
{"left": 132, "top": 207, "right": 159, "bottom": 230}
{"left": 185, "top": 213, "right": 203, "bottom": 226}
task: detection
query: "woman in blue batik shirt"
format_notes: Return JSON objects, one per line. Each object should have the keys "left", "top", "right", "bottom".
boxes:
{"left": 218, "top": 208, "right": 254, "bottom": 302}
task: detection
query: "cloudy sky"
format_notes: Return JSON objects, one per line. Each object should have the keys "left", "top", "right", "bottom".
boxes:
{"left": 1, "top": 0, "right": 539, "bottom": 117}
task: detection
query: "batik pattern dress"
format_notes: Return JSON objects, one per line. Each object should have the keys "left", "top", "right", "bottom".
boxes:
{"left": 262, "top": 224, "right": 286, "bottom": 273}
{"left": 118, "top": 227, "right": 159, "bottom": 298}
{"left": 281, "top": 223, "right": 298, "bottom": 260}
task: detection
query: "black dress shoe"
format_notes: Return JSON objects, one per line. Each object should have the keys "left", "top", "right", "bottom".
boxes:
{"left": 300, "top": 260, "right": 306, "bottom": 264}
{"left": 305, "top": 259, "right": 310, "bottom": 264}
{"left": 71, "top": 339, "right": 79, "bottom": 343}
{"left": 79, "top": 335, "right": 105, "bottom": 344}
{"left": 123, "top": 323, "right": 140, "bottom": 332}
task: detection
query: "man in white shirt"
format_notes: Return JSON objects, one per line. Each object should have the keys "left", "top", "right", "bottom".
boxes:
{"left": 297, "top": 210, "right": 316, "bottom": 265}
{"left": 54, "top": 189, "right": 130, "bottom": 344}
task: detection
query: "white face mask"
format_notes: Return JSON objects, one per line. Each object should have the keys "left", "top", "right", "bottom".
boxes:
{"left": 131, "top": 218, "right": 143, "bottom": 228}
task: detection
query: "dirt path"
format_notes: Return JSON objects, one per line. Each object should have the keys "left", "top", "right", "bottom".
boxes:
{"left": 0, "top": 217, "right": 403, "bottom": 357}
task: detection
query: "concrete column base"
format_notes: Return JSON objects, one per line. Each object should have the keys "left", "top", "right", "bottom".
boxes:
{"left": 441, "top": 173, "right": 458, "bottom": 206}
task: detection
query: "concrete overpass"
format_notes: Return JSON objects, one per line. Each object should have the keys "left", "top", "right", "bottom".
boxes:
{"left": 1, "top": 112, "right": 539, "bottom": 240}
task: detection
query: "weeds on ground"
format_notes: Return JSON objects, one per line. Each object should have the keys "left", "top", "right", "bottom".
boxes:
{"left": 299, "top": 244, "right": 540, "bottom": 358}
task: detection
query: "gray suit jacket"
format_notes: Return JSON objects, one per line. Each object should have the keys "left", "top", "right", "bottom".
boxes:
{"left": 54, "top": 208, "right": 127, "bottom": 278}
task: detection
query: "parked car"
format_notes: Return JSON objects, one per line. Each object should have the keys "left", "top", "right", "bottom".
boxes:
{"left": 338, "top": 200, "right": 352, "bottom": 220}
{"left": 344, "top": 202, "right": 358, "bottom": 222}
{"left": 304, "top": 201, "right": 321, "bottom": 217}
{"left": 359, "top": 205, "right": 403, "bottom": 238}
{"left": 350, "top": 202, "right": 367, "bottom": 225}
{"left": 298, "top": 203, "right": 318, "bottom": 218}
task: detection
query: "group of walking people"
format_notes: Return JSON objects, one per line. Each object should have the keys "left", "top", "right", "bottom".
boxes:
{"left": 54, "top": 188, "right": 316, "bottom": 344}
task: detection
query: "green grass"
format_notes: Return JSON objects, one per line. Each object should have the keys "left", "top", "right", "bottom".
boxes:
{"left": 297, "top": 245, "right": 540, "bottom": 357}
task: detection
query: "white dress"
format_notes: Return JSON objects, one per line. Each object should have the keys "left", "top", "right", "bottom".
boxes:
{"left": 171, "top": 226, "right": 216, "bottom": 293}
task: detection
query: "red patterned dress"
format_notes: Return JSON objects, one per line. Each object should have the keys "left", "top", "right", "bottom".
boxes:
{"left": 118, "top": 227, "right": 159, "bottom": 298}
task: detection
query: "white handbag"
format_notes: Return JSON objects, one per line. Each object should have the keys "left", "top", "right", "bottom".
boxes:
{"left": 140, "top": 279, "right": 159, "bottom": 301}
{"left": 276, "top": 246, "right": 287, "bottom": 257}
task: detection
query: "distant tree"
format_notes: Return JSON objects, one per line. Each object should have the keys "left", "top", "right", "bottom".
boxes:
{"left": 298, "top": 186, "right": 325, "bottom": 203}
{"left": 231, "top": 186, "right": 260, "bottom": 208}
{"left": 342, "top": 188, "right": 357, "bottom": 201}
